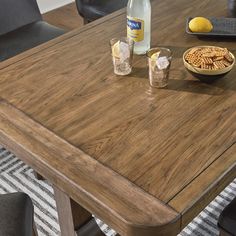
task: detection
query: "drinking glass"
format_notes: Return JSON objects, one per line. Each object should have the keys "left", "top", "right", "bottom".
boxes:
{"left": 147, "top": 47, "right": 172, "bottom": 88}
{"left": 110, "top": 37, "right": 134, "bottom": 75}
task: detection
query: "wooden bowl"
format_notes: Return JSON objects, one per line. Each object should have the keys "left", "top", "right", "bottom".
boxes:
{"left": 183, "top": 46, "right": 235, "bottom": 83}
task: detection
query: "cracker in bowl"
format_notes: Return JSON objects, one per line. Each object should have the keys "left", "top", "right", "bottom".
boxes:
{"left": 184, "top": 46, "right": 234, "bottom": 70}
{"left": 183, "top": 46, "right": 235, "bottom": 82}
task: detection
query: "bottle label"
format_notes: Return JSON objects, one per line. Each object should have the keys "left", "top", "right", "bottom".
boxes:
{"left": 127, "top": 16, "right": 144, "bottom": 42}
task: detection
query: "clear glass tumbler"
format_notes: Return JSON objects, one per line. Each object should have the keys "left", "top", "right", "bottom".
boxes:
{"left": 147, "top": 47, "right": 172, "bottom": 88}
{"left": 110, "top": 37, "right": 134, "bottom": 75}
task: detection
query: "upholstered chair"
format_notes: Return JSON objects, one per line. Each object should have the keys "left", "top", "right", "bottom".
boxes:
{"left": 75, "top": 0, "right": 128, "bottom": 23}
{"left": 218, "top": 197, "right": 236, "bottom": 236}
{"left": 0, "top": 192, "right": 37, "bottom": 236}
{"left": 0, "top": 0, "right": 65, "bottom": 61}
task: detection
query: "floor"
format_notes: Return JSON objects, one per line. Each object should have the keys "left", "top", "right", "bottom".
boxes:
{"left": 37, "top": 0, "right": 74, "bottom": 13}
{"left": 42, "top": 3, "right": 84, "bottom": 31}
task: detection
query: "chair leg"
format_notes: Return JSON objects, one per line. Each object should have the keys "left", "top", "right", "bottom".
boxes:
{"left": 219, "top": 228, "right": 233, "bottom": 236}
{"left": 33, "top": 171, "right": 45, "bottom": 181}
{"left": 33, "top": 222, "right": 38, "bottom": 236}
{"left": 83, "top": 18, "right": 89, "bottom": 24}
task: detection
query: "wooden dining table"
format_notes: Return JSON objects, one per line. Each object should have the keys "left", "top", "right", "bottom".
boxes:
{"left": 0, "top": 0, "right": 236, "bottom": 235}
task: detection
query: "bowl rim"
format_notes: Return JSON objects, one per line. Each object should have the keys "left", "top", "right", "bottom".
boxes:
{"left": 183, "top": 46, "right": 235, "bottom": 75}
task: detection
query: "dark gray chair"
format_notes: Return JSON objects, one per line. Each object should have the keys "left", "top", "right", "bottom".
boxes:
{"left": 0, "top": 0, "right": 65, "bottom": 62}
{"left": 0, "top": 192, "right": 36, "bottom": 236}
{"left": 218, "top": 197, "right": 236, "bottom": 236}
{"left": 228, "top": 0, "right": 236, "bottom": 17}
{"left": 75, "top": 0, "right": 128, "bottom": 23}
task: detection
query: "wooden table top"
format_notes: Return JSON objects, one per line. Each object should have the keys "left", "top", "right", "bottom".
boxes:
{"left": 0, "top": 0, "right": 236, "bottom": 235}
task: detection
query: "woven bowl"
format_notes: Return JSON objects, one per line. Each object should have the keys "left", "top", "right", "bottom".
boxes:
{"left": 183, "top": 46, "right": 235, "bottom": 83}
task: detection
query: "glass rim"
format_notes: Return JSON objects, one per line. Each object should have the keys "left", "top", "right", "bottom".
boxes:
{"left": 110, "top": 37, "right": 134, "bottom": 46}
{"left": 146, "top": 47, "right": 172, "bottom": 60}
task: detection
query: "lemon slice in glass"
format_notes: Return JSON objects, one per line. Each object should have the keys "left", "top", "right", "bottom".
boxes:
{"left": 150, "top": 52, "right": 160, "bottom": 69}
{"left": 151, "top": 52, "right": 160, "bottom": 61}
{"left": 112, "top": 41, "right": 120, "bottom": 58}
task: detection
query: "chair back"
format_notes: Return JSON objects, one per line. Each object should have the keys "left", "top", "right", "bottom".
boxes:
{"left": 75, "top": 0, "right": 127, "bottom": 21}
{"left": 75, "top": 0, "right": 92, "bottom": 16}
{"left": 0, "top": 0, "right": 42, "bottom": 36}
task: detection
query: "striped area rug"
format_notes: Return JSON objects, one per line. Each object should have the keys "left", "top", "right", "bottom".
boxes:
{"left": 0, "top": 145, "right": 235, "bottom": 236}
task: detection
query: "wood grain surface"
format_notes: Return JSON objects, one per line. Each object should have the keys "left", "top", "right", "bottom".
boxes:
{"left": 0, "top": 0, "right": 236, "bottom": 235}
{"left": 169, "top": 143, "right": 236, "bottom": 228}
{"left": 0, "top": 100, "right": 180, "bottom": 236}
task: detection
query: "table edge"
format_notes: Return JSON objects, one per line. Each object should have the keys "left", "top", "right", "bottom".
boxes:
{"left": 169, "top": 143, "right": 236, "bottom": 229}
{"left": 0, "top": 99, "right": 181, "bottom": 236}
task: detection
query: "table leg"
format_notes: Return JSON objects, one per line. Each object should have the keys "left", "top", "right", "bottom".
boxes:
{"left": 53, "top": 185, "right": 106, "bottom": 236}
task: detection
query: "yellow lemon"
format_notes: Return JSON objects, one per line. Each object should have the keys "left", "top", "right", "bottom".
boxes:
{"left": 112, "top": 41, "right": 120, "bottom": 58}
{"left": 189, "top": 17, "right": 213, "bottom": 33}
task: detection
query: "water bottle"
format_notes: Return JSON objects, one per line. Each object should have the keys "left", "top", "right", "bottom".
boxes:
{"left": 127, "top": 0, "right": 151, "bottom": 55}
